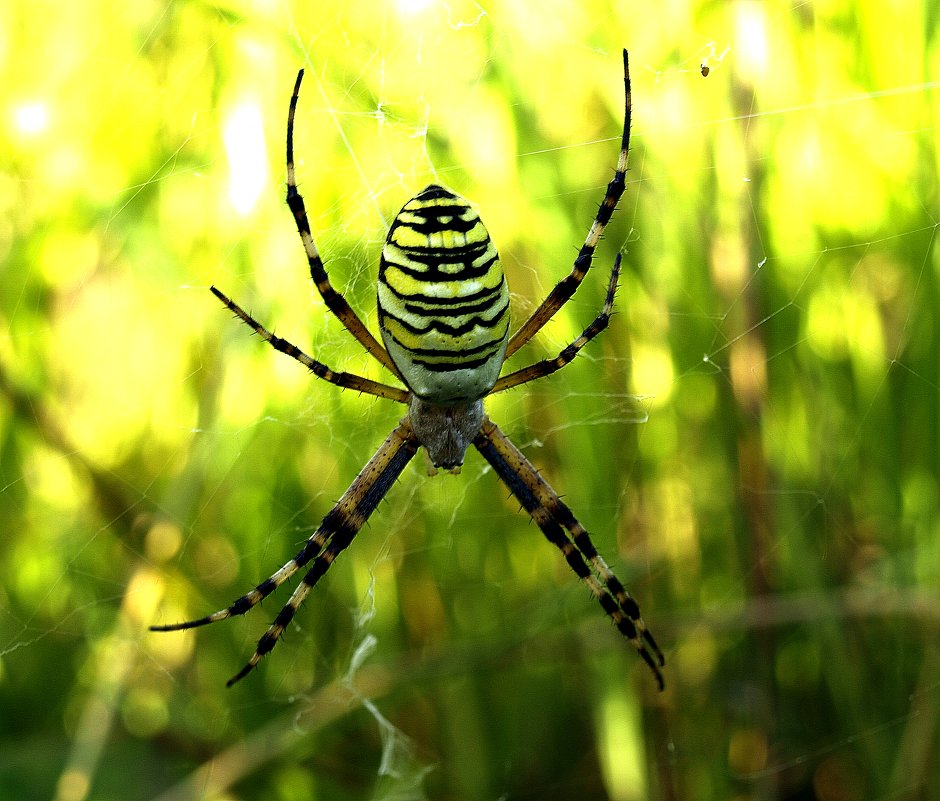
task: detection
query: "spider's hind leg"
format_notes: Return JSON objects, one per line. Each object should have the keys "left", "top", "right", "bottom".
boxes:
{"left": 209, "top": 286, "right": 408, "bottom": 403}
{"left": 492, "top": 254, "right": 622, "bottom": 394}
{"left": 505, "top": 49, "right": 632, "bottom": 358}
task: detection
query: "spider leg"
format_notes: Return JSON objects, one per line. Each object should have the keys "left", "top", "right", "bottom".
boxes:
{"left": 505, "top": 49, "right": 632, "bottom": 359}
{"left": 472, "top": 416, "right": 664, "bottom": 690}
{"left": 286, "top": 70, "right": 403, "bottom": 380}
{"left": 210, "top": 286, "right": 409, "bottom": 403}
{"left": 151, "top": 418, "right": 420, "bottom": 686}
{"left": 492, "top": 254, "right": 621, "bottom": 394}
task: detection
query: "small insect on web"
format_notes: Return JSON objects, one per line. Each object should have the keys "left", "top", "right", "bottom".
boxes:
{"left": 151, "top": 49, "right": 665, "bottom": 691}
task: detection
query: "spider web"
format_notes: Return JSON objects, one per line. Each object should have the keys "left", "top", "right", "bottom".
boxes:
{"left": 1, "top": 1, "right": 938, "bottom": 800}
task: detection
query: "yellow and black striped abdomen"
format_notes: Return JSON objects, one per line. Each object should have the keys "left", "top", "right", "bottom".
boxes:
{"left": 378, "top": 185, "right": 510, "bottom": 402}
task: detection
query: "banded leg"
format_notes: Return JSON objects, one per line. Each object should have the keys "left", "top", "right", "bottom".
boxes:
{"left": 472, "top": 416, "right": 664, "bottom": 690}
{"left": 286, "top": 70, "right": 403, "bottom": 380}
{"left": 493, "top": 254, "right": 621, "bottom": 394}
{"left": 152, "top": 418, "right": 420, "bottom": 686}
{"left": 211, "top": 286, "right": 408, "bottom": 403}
{"left": 506, "top": 49, "right": 632, "bottom": 358}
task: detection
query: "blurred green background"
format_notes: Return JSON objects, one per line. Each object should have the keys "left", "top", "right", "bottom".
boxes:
{"left": 1, "top": 1, "right": 938, "bottom": 799}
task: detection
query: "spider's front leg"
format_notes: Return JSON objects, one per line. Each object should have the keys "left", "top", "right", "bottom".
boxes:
{"left": 152, "top": 418, "right": 420, "bottom": 686}
{"left": 473, "top": 416, "right": 665, "bottom": 690}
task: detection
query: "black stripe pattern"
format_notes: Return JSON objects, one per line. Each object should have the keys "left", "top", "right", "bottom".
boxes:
{"left": 378, "top": 185, "right": 510, "bottom": 402}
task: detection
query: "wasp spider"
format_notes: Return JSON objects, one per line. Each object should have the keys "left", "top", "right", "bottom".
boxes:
{"left": 152, "top": 50, "right": 664, "bottom": 690}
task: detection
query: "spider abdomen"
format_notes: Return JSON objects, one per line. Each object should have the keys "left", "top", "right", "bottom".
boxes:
{"left": 378, "top": 185, "right": 510, "bottom": 403}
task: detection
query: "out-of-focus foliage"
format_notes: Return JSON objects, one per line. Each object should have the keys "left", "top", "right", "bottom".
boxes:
{"left": 1, "top": 1, "right": 938, "bottom": 799}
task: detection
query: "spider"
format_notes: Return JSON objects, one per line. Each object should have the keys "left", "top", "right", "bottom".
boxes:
{"left": 152, "top": 49, "right": 665, "bottom": 690}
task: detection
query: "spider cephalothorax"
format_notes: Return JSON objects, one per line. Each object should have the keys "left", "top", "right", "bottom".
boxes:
{"left": 152, "top": 50, "right": 665, "bottom": 690}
